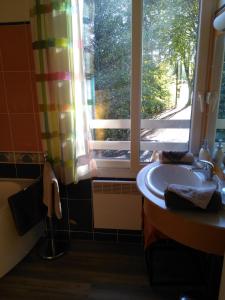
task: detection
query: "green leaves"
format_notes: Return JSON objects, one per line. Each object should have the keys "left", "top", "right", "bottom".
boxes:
{"left": 92, "top": 0, "right": 199, "bottom": 138}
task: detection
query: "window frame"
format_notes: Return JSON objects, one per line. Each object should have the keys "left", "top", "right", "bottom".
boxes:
{"left": 204, "top": 10, "right": 225, "bottom": 149}
{"left": 92, "top": 0, "right": 217, "bottom": 178}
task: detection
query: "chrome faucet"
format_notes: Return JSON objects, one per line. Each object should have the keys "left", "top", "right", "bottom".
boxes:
{"left": 192, "top": 159, "right": 214, "bottom": 181}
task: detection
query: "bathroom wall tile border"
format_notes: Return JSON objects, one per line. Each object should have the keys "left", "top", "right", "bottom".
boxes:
{"left": 15, "top": 152, "right": 41, "bottom": 164}
{"left": 0, "top": 152, "right": 44, "bottom": 164}
{"left": 0, "top": 152, "right": 14, "bottom": 163}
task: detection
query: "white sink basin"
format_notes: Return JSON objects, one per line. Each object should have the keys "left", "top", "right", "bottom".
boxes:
{"left": 145, "top": 163, "right": 216, "bottom": 199}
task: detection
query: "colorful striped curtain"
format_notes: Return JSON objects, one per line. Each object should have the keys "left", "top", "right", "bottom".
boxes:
{"left": 30, "top": 0, "right": 95, "bottom": 184}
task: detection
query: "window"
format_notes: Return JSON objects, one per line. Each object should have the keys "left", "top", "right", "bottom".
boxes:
{"left": 203, "top": 9, "right": 225, "bottom": 151}
{"left": 83, "top": 0, "right": 213, "bottom": 176}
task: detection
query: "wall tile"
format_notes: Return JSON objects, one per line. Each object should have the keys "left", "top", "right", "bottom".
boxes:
{"left": 70, "top": 231, "right": 93, "bottom": 240}
{"left": 94, "top": 228, "right": 118, "bottom": 234}
{"left": 15, "top": 152, "right": 40, "bottom": 164}
{"left": 67, "top": 179, "right": 92, "bottom": 199}
{"left": 16, "top": 164, "right": 41, "bottom": 178}
{"left": 34, "top": 113, "right": 42, "bottom": 150}
{"left": 10, "top": 114, "right": 39, "bottom": 151}
{"left": 0, "top": 24, "right": 30, "bottom": 71}
{"left": 25, "top": 24, "right": 35, "bottom": 71}
{"left": 0, "top": 114, "right": 13, "bottom": 151}
{"left": 69, "top": 199, "right": 93, "bottom": 231}
{"left": 0, "top": 48, "right": 3, "bottom": 72}
{"left": 4, "top": 72, "right": 34, "bottom": 113}
{"left": 117, "top": 234, "right": 143, "bottom": 244}
{"left": 52, "top": 230, "right": 70, "bottom": 243}
{"left": 31, "top": 72, "right": 39, "bottom": 113}
{"left": 0, "top": 72, "right": 7, "bottom": 112}
{"left": 94, "top": 232, "right": 117, "bottom": 242}
{"left": 0, "top": 152, "right": 14, "bottom": 163}
{"left": 0, "top": 23, "right": 42, "bottom": 154}
{"left": 54, "top": 197, "right": 69, "bottom": 231}
{"left": 59, "top": 182, "right": 68, "bottom": 198}
{"left": 118, "top": 229, "right": 143, "bottom": 235}
{"left": 0, "top": 163, "right": 16, "bottom": 178}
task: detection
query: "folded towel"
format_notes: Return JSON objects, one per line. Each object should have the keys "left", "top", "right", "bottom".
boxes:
{"left": 165, "top": 184, "right": 222, "bottom": 212}
{"left": 167, "top": 184, "right": 216, "bottom": 209}
{"left": 159, "top": 151, "right": 194, "bottom": 164}
{"left": 43, "top": 161, "right": 62, "bottom": 219}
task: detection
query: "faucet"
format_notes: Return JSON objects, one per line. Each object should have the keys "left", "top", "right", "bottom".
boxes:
{"left": 192, "top": 159, "right": 214, "bottom": 181}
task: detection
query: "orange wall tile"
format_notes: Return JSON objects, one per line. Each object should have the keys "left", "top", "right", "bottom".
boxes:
{"left": 10, "top": 114, "right": 39, "bottom": 151}
{"left": 4, "top": 72, "right": 35, "bottom": 113}
{"left": 0, "top": 72, "right": 7, "bottom": 113}
{"left": 0, "top": 114, "right": 13, "bottom": 151}
{"left": 0, "top": 23, "right": 42, "bottom": 153}
{"left": 0, "top": 24, "right": 30, "bottom": 71}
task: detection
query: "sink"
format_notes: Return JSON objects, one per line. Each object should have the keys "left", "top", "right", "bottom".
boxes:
{"left": 145, "top": 163, "right": 216, "bottom": 199}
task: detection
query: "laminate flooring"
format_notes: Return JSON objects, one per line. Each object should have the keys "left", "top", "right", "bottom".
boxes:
{"left": 0, "top": 240, "right": 201, "bottom": 300}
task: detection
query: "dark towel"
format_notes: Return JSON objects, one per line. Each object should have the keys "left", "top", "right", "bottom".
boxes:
{"left": 159, "top": 151, "right": 194, "bottom": 164}
{"left": 8, "top": 178, "right": 46, "bottom": 236}
{"left": 164, "top": 189, "right": 222, "bottom": 212}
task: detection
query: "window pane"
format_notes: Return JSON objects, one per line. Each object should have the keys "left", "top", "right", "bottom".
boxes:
{"left": 140, "top": 0, "right": 200, "bottom": 162}
{"left": 84, "top": 0, "right": 132, "bottom": 160}
{"left": 216, "top": 52, "right": 225, "bottom": 141}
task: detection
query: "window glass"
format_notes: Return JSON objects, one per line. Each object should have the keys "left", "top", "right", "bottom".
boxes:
{"left": 85, "top": 0, "right": 132, "bottom": 161}
{"left": 216, "top": 53, "right": 225, "bottom": 141}
{"left": 140, "top": 0, "right": 200, "bottom": 162}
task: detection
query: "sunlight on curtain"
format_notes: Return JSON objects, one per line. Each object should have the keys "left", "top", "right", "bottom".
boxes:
{"left": 30, "top": 0, "right": 94, "bottom": 184}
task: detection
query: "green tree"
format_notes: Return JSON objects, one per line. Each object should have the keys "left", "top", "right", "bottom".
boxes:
{"left": 94, "top": 0, "right": 131, "bottom": 120}
{"left": 93, "top": 0, "right": 199, "bottom": 129}
{"left": 142, "top": 60, "right": 171, "bottom": 118}
{"left": 143, "top": 0, "right": 199, "bottom": 107}
{"left": 93, "top": 0, "right": 173, "bottom": 123}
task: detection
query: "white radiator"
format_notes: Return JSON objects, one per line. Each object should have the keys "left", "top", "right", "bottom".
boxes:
{"left": 92, "top": 180, "right": 142, "bottom": 230}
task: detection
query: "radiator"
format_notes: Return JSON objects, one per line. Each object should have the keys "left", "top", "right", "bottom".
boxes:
{"left": 92, "top": 180, "right": 142, "bottom": 230}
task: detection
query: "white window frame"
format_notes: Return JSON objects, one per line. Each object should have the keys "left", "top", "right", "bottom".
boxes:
{"left": 92, "top": 0, "right": 217, "bottom": 178}
{"left": 204, "top": 6, "right": 225, "bottom": 149}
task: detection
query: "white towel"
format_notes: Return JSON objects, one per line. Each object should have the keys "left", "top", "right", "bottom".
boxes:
{"left": 167, "top": 184, "right": 216, "bottom": 209}
{"left": 43, "top": 161, "right": 62, "bottom": 219}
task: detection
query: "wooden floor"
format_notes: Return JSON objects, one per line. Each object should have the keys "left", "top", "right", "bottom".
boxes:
{"left": 0, "top": 240, "right": 199, "bottom": 300}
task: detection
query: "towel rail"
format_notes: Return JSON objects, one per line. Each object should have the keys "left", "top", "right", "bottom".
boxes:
{"left": 39, "top": 182, "right": 66, "bottom": 260}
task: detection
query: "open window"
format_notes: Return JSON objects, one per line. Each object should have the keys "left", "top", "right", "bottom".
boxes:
{"left": 82, "top": 0, "right": 215, "bottom": 177}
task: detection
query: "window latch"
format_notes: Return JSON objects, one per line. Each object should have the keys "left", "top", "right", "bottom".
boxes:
{"left": 198, "top": 91, "right": 219, "bottom": 112}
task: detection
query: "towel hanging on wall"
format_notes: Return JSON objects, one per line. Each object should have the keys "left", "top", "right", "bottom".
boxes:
{"left": 43, "top": 161, "right": 62, "bottom": 219}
